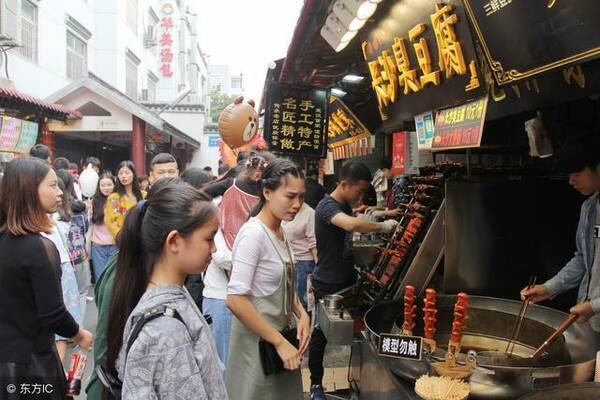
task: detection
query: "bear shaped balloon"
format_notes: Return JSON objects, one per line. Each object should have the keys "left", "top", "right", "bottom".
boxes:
{"left": 218, "top": 96, "right": 259, "bottom": 149}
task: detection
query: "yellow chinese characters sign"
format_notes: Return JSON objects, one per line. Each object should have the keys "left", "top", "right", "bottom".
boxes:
{"left": 363, "top": 1, "right": 484, "bottom": 122}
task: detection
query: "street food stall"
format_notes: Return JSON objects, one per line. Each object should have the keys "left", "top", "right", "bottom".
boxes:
{"left": 264, "top": 0, "right": 600, "bottom": 398}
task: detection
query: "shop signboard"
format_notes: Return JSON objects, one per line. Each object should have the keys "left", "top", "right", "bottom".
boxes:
{"left": 432, "top": 95, "right": 488, "bottom": 150}
{"left": 328, "top": 96, "right": 371, "bottom": 147}
{"left": 363, "top": 0, "right": 485, "bottom": 122}
{"left": 415, "top": 112, "right": 435, "bottom": 149}
{"left": 264, "top": 83, "right": 329, "bottom": 158}
{"left": 392, "top": 131, "right": 407, "bottom": 175}
{"left": 14, "top": 120, "right": 39, "bottom": 154}
{"left": 0, "top": 116, "right": 21, "bottom": 152}
{"left": 208, "top": 135, "right": 220, "bottom": 148}
{"left": 463, "top": 0, "right": 600, "bottom": 86}
{"left": 378, "top": 333, "right": 423, "bottom": 361}
{"left": 159, "top": 1, "right": 176, "bottom": 78}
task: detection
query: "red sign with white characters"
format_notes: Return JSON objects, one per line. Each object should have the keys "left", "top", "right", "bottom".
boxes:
{"left": 159, "top": 7, "right": 174, "bottom": 78}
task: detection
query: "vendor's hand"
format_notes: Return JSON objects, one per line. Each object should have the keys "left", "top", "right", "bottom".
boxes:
{"left": 570, "top": 301, "right": 595, "bottom": 323}
{"left": 365, "top": 206, "right": 378, "bottom": 214}
{"left": 384, "top": 208, "right": 402, "bottom": 219}
{"left": 520, "top": 284, "right": 550, "bottom": 304}
{"left": 378, "top": 219, "right": 399, "bottom": 234}
{"left": 354, "top": 205, "right": 368, "bottom": 214}
{"left": 72, "top": 328, "right": 93, "bottom": 352}
{"left": 275, "top": 338, "right": 301, "bottom": 370}
{"left": 371, "top": 210, "right": 385, "bottom": 218}
{"left": 297, "top": 313, "right": 311, "bottom": 357}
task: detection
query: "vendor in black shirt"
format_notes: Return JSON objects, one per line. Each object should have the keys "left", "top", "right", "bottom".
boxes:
{"left": 308, "top": 161, "right": 398, "bottom": 400}
{"left": 0, "top": 157, "right": 93, "bottom": 398}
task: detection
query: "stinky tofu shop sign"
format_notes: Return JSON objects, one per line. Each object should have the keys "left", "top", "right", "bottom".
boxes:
{"left": 462, "top": 0, "right": 600, "bottom": 86}
{"left": 264, "top": 83, "right": 329, "bottom": 158}
{"left": 363, "top": 0, "right": 484, "bottom": 122}
{"left": 432, "top": 96, "right": 488, "bottom": 150}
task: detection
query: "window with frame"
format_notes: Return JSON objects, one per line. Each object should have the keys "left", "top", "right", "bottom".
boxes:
{"left": 126, "top": 0, "right": 138, "bottom": 34}
{"left": 147, "top": 9, "right": 159, "bottom": 55}
{"left": 19, "top": 0, "right": 38, "bottom": 61}
{"left": 147, "top": 74, "right": 157, "bottom": 102}
{"left": 126, "top": 57, "right": 138, "bottom": 99}
{"left": 66, "top": 31, "right": 87, "bottom": 80}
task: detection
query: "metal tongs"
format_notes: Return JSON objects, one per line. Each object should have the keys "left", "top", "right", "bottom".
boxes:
{"left": 505, "top": 275, "right": 537, "bottom": 356}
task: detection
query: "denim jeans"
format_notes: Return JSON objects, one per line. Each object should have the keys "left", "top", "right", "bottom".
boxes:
{"left": 202, "top": 297, "right": 232, "bottom": 369}
{"left": 91, "top": 244, "right": 118, "bottom": 281}
{"left": 295, "top": 260, "right": 315, "bottom": 308}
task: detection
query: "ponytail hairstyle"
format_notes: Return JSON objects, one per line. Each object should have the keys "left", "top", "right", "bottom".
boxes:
{"left": 106, "top": 178, "right": 216, "bottom": 374}
{"left": 91, "top": 172, "right": 115, "bottom": 224}
{"left": 250, "top": 158, "right": 304, "bottom": 218}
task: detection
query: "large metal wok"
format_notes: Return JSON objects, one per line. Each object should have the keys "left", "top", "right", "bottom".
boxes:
{"left": 364, "top": 295, "right": 600, "bottom": 399}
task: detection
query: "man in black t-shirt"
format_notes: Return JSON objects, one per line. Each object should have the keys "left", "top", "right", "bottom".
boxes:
{"left": 309, "top": 161, "right": 398, "bottom": 400}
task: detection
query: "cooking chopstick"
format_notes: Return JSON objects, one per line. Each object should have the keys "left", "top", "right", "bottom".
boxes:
{"left": 505, "top": 276, "right": 536, "bottom": 354}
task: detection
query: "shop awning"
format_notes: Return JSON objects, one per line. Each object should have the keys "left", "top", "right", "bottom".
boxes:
{"left": 0, "top": 86, "right": 81, "bottom": 121}
{"left": 260, "top": 0, "right": 385, "bottom": 133}
{"left": 45, "top": 73, "right": 199, "bottom": 148}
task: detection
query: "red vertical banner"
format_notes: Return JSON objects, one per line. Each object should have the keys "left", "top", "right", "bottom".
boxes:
{"left": 392, "top": 131, "right": 407, "bottom": 175}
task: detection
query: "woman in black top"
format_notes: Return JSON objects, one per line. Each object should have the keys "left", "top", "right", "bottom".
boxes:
{"left": 0, "top": 157, "right": 93, "bottom": 398}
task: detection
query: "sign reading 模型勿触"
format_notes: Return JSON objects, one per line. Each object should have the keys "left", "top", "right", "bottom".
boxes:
{"left": 432, "top": 95, "right": 488, "bottom": 150}
{"left": 463, "top": 0, "right": 600, "bottom": 86}
{"left": 362, "top": 0, "right": 484, "bottom": 122}
{"left": 264, "top": 83, "right": 329, "bottom": 158}
{"left": 378, "top": 333, "right": 423, "bottom": 361}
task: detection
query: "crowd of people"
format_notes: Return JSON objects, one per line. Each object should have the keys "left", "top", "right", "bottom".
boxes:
{"left": 0, "top": 143, "right": 402, "bottom": 400}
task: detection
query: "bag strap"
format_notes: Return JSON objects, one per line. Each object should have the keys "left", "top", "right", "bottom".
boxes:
{"left": 123, "top": 305, "right": 183, "bottom": 368}
{"left": 256, "top": 220, "right": 295, "bottom": 329}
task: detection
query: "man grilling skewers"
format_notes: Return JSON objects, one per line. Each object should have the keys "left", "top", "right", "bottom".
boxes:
{"left": 521, "top": 134, "right": 600, "bottom": 331}
{"left": 308, "top": 161, "right": 398, "bottom": 400}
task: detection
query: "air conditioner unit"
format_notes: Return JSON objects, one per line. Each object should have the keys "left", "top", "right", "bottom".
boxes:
{"left": 141, "top": 89, "right": 149, "bottom": 102}
{"left": 144, "top": 25, "right": 157, "bottom": 48}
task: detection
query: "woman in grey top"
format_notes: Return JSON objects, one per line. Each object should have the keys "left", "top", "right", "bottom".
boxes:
{"left": 105, "top": 178, "right": 227, "bottom": 399}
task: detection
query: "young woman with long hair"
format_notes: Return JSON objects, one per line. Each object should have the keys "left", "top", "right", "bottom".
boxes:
{"left": 90, "top": 173, "right": 117, "bottom": 279}
{"left": 226, "top": 159, "right": 310, "bottom": 400}
{"left": 52, "top": 177, "right": 84, "bottom": 361}
{"left": 0, "top": 158, "right": 93, "bottom": 398}
{"left": 105, "top": 178, "right": 226, "bottom": 398}
{"left": 55, "top": 169, "right": 91, "bottom": 315}
{"left": 104, "top": 161, "right": 144, "bottom": 240}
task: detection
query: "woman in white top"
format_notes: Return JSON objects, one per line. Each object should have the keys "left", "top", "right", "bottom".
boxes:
{"left": 226, "top": 159, "right": 310, "bottom": 400}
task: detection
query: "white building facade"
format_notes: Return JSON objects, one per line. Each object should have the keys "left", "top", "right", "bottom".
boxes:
{"left": 0, "top": 0, "right": 209, "bottom": 171}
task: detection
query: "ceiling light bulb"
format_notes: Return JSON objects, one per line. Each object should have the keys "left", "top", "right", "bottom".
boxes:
{"left": 349, "top": 17, "right": 367, "bottom": 31}
{"left": 357, "top": 1, "right": 377, "bottom": 19}
{"left": 341, "top": 30, "right": 357, "bottom": 43}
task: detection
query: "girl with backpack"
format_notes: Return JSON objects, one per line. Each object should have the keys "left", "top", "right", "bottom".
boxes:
{"left": 105, "top": 178, "right": 227, "bottom": 399}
